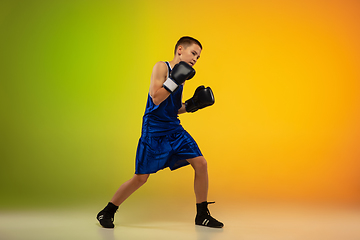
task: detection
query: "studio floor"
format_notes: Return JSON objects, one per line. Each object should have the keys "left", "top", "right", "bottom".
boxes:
{"left": 1, "top": 201, "right": 359, "bottom": 240}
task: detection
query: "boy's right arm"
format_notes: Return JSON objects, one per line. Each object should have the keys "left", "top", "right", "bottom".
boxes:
{"left": 149, "top": 61, "right": 171, "bottom": 105}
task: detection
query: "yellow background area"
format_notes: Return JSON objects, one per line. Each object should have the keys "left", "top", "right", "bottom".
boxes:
{"left": 1, "top": 0, "right": 359, "bottom": 208}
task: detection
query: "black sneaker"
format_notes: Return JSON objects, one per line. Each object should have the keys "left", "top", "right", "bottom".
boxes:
{"left": 195, "top": 214, "right": 224, "bottom": 228}
{"left": 195, "top": 201, "right": 224, "bottom": 228}
{"left": 97, "top": 210, "right": 115, "bottom": 228}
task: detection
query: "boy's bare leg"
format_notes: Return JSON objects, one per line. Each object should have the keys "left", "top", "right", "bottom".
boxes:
{"left": 187, "top": 156, "right": 208, "bottom": 203}
{"left": 97, "top": 174, "right": 149, "bottom": 228}
{"left": 187, "top": 156, "right": 224, "bottom": 228}
{"left": 110, "top": 174, "right": 150, "bottom": 206}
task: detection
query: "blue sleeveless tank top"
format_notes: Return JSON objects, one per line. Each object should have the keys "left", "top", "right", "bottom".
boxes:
{"left": 141, "top": 62, "right": 184, "bottom": 136}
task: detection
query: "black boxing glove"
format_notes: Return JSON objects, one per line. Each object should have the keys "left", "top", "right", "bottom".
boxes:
{"left": 185, "top": 86, "right": 215, "bottom": 113}
{"left": 163, "top": 61, "right": 196, "bottom": 93}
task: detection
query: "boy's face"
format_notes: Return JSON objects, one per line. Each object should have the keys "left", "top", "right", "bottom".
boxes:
{"left": 178, "top": 43, "right": 202, "bottom": 66}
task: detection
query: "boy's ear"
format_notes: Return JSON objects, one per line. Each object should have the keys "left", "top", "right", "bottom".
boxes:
{"left": 177, "top": 45, "right": 183, "bottom": 55}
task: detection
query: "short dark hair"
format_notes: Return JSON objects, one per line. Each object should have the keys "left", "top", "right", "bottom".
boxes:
{"left": 174, "top": 36, "right": 202, "bottom": 55}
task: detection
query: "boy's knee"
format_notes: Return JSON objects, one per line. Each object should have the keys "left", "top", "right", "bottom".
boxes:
{"left": 199, "top": 158, "right": 208, "bottom": 168}
{"left": 190, "top": 156, "right": 208, "bottom": 170}
{"left": 134, "top": 174, "right": 149, "bottom": 185}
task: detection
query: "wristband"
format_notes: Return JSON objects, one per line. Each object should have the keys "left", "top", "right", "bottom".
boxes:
{"left": 163, "top": 78, "right": 178, "bottom": 93}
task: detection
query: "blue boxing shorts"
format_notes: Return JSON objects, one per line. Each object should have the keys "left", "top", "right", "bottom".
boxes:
{"left": 135, "top": 130, "right": 202, "bottom": 174}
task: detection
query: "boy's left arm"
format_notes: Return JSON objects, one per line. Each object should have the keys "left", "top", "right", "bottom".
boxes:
{"left": 178, "top": 103, "right": 186, "bottom": 114}
{"left": 184, "top": 86, "right": 215, "bottom": 113}
{"left": 178, "top": 85, "right": 215, "bottom": 114}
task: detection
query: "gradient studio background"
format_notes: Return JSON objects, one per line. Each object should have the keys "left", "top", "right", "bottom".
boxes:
{"left": 1, "top": 0, "right": 359, "bottom": 210}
